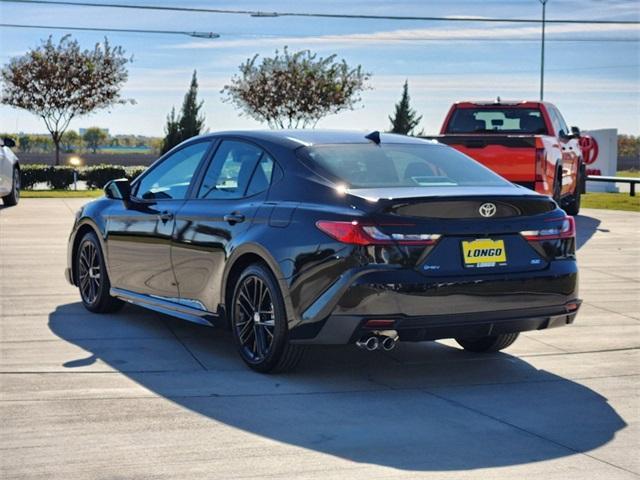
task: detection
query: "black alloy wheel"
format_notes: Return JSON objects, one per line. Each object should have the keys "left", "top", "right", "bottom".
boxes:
{"left": 231, "top": 264, "right": 304, "bottom": 373}
{"left": 78, "top": 239, "right": 101, "bottom": 305}
{"left": 235, "top": 274, "right": 276, "bottom": 362}
{"left": 76, "top": 232, "right": 123, "bottom": 313}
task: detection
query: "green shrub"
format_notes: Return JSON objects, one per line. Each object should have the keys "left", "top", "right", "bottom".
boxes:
{"left": 20, "top": 163, "right": 148, "bottom": 190}
{"left": 48, "top": 166, "right": 76, "bottom": 190}
{"left": 82, "top": 164, "right": 127, "bottom": 189}
{"left": 20, "top": 164, "right": 50, "bottom": 189}
{"left": 125, "top": 165, "right": 147, "bottom": 182}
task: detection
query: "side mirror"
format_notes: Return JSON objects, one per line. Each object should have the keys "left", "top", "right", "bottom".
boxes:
{"left": 2, "top": 137, "right": 16, "bottom": 148}
{"left": 571, "top": 126, "right": 581, "bottom": 138}
{"left": 105, "top": 178, "right": 131, "bottom": 205}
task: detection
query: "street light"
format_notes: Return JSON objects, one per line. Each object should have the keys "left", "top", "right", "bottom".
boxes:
{"left": 69, "top": 156, "right": 81, "bottom": 191}
{"left": 539, "top": 0, "right": 549, "bottom": 101}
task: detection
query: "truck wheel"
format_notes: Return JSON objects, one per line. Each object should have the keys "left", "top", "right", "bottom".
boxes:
{"left": 2, "top": 167, "right": 20, "bottom": 206}
{"left": 455, "top": 333, "right": 519, "bottom": 353}
{"left": 552, "top": 170, "right": 562, "bottom": 205}
{"left": 563, "top": 167, "right": 583, "bottom": 215}
{"left": 564, "top": 189, "right": 581, "bottom": 215}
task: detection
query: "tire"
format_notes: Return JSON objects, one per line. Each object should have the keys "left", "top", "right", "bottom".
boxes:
{"left": 2, "top": 167, "right": 20, "bottom": 206}
{"left": 563, "top": 189, "right": 581, "bottom": 215}
{"left": 563, "top": 166, "right": 583, "bottom": 216}
{"left": 552, "top": 168, "right": 562, "bottom": 205}
{"left": 230, "top": 263, "right": 304, "bottom": 373}
{"left": 455, "top": 333, "right": 520, "bottom": 353}
{"left": 75, "top": 231, "right": 124, "bottom": 313}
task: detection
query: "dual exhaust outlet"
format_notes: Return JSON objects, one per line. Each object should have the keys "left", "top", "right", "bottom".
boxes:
{"left": 356, "top": 330, "right": 399, "bottom": 352}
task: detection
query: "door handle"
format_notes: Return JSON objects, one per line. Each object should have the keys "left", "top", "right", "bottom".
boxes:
{"left": 224, "top": 213, "right": 245, "bottom": 224}
{"left": 159, "top": 211, "right": 174, "bottom": 222}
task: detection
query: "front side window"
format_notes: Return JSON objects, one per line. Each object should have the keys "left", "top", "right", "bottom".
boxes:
{"left": 446, "top": 107, "right": 548, "bottom": 135}
{"left": 135, "top": 141, "right": 211, "bottom": 200}
{"left": 299, "top": 143, "right": 510, "bottom": 189}
{"left": 198, "top": 140, "right": 273, "bottom": 199}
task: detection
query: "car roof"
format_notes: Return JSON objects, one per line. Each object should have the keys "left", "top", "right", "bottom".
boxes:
{"left": 199, "top": 129, "right": 434, "bottom": 149}
{"left": 453, "top": 100, "right": 556, "bottom": 109}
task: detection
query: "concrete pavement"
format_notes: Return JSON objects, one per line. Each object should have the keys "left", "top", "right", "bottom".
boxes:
{"left": 1, "top": 199, "right": 638, "bottom": 479}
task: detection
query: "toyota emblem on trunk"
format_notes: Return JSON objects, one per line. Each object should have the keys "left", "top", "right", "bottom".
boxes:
{"left": 479, "top": 203, "right": 497, "bottom": 217}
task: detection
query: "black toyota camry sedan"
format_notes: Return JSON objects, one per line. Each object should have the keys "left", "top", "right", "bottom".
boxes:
{"left": 65, "top": 130, "right": 580, "bottom": 372}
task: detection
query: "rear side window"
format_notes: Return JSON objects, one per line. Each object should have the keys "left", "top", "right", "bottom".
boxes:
{"left": 446, "top": 108, "right": 548, "bottom": 135}
{"left": 197, "top": 140, "right": 274, "bottom": 199}
{"left": 299, "top": 143, "right": 509, "bottom": 189}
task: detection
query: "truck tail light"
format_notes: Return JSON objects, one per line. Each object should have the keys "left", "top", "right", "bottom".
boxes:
{"left": 316, "top": 220, "right": 441, "bottom": 246}
{"left": 520, "top": 216, "right": 575, "bottom": 241}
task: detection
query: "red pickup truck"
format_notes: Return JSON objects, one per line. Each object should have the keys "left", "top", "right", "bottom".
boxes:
{"left": 426, "top": 100, "right": 585, "bottom": 214}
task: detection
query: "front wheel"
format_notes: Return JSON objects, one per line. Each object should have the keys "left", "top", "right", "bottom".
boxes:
{"left": 2, "top": 168, "right": 20, "bottom": 206}
{"left": 455, "top": 333, "right": 519, "bottom": 353}
{"left": 76, "top": 231, "right": 124, "bottom": 313}
{"left": 230, "top": 264, "right": 304, "bottom": 373}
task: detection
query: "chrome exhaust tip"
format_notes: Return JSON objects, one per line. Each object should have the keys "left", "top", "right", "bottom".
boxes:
{"left": 356, "top": 336, "right": 380, "bottom": 351}
{"left": 381, "top": 336, "right": 398, "bottom": 351}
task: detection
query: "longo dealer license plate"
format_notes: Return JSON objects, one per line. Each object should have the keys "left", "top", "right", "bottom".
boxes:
{"left": 461, "top": 238, "right": 507, "bottom": 268}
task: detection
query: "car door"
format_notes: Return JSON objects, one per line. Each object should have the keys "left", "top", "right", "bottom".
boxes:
{"left": 105, "top": 139, "right": 214, "bottom": 299}
{"left": 171, "top": 139, "right": 276, "bottom": 313}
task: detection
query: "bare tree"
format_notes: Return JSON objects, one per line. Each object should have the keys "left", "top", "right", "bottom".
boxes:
{"left": 1, "top": 36, "right": 133, "bottom": 164}
{"left": 222, "top": 47, "right": 370, "bottom": 129}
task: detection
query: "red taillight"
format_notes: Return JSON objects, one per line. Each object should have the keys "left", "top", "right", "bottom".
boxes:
{"left": 316, "top": 220, "right": 440, "bottom": 246}
{"left": 521, "top": 216, "right": 575, "bottom": 241}
{"left": 316, "top": 220, "right": 371, "bottom": 245}
{"left": 364, "top": 319, "right": 396, "bottom": 328}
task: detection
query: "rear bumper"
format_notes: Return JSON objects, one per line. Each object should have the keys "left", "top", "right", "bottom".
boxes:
{"left": 294, "top": 302, "right": 580, "bottom": 345}
{"left": 289, "top": 260, "right": 579, "bottom": 344}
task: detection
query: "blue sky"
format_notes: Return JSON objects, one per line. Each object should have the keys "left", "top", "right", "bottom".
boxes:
{"left": 1, "top": 0, "right": 638, "bottom": 136}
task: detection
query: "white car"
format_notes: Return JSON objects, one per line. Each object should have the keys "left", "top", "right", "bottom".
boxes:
{"left": 0, "top": 137, "right": 20, "bottom": 206}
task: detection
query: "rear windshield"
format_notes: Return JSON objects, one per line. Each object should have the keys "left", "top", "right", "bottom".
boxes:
{"left": 299, "top": 143, "right": 509, "bottom": 189}
{"left": 446, "top": 107, "right": 548, "bottom": 134}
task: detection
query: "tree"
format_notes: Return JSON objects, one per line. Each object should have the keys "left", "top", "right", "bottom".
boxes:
{"left": 61, "top": 130, "right": 81, "bottom": 152}
{"left": 388, "top": 80, "right": 423, "bottom": 136}
{"left": 618, "top": 134, "right": 640, "bottom": 159}
{"left": 1, "top": 35, "right": 133, "bottom": 165}
{"left": 83, "top": 127, "right": 108, "bottom": 153}
{"left": 222, "top": 47, "right": 370, "bottom": 129}
{"left": 161, "top": 71, "right": 206, "bottom": 154}
{"left": 17, "top": 135, "right": 32, "bottom": 153}
{"left": 161, "top": 107, "right": 182, "bottom": 154}
{"left": 179, "top": 71, "right": 205, "bottom": 140}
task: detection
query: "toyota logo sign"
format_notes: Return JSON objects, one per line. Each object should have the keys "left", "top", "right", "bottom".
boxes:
{"left": 479, "top": 203, "right": 497, "bottom": 218}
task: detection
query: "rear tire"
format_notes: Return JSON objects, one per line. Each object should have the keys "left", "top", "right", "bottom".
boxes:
{"left": 76, "top": 231, "right": 124, "bottom": 313}
{"left": 230, "top": 263, "right": 304, "bottom": 373}
{"left": 552, "top": 169, "right": 562, "bottom": 205}
{"left": 563, "top": 166, "right": 583, "bottom": 215}
{"left": 455, "top": 333, "right": 519, "bottom": 353}
{"left": 563, "top": 189, "right": 581, "bottom": 215}
{"left": 2, "top": 167, "right": 19, "bottom": 206}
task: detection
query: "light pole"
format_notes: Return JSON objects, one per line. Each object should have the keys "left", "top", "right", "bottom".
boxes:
{"left": 69, "top": 156, "right": 81, "bottom": 191}
{"left": 539, "top": 0, "right": 549, "bottom": 101}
